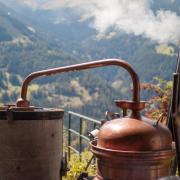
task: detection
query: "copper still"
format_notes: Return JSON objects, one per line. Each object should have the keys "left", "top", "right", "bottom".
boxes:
{"left": 0, "top": 59, "right": 175, "bottom": 180}
{"left": 89, "top": 62, "right": 175, "bottom": 180}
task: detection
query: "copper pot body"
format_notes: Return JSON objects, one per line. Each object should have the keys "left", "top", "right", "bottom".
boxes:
{"left": 91, "top": 140, "right": 175, "bottom": 180}
{"left": 0, "top": 107, "right": 64, "bottom": 180}
{"left": 91, "top": 116, "right": 175, "bottom": 180}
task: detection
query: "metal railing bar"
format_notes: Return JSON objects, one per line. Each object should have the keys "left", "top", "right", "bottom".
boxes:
{"left": 66, "top": 111, "right": 101, "bottom": 161}
{"left": 79, "top": 118, "right": 82, "bottom": 154}
{"left": 68, "top": 111, "right": 101, "bottom": 125}
{"left": 93, "top": 122, "right": 96, "bottom": 130}
{"left": 68, "top": 146, "right": 80, "bottom": 154}
{"left": 68, "top": 113, "right": 71, "bottom": 160}
{"left": 68, "top": 129, "right": 89, "bottom": 141}
{"left": 79, "top": 118, "right": 82, "bottom": 161}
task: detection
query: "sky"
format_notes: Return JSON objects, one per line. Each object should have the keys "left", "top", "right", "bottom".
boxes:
{"left": 3, "top": 0, "right": 180, "bottom": 44}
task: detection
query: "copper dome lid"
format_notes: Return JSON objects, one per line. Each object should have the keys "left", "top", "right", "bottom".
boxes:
{"left": 97, "top": 115, "right": 172, "bottom": 151}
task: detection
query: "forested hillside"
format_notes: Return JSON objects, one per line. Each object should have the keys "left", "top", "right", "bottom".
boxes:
{"left": 0, "top": 0, "right": 178, "bottom": 118}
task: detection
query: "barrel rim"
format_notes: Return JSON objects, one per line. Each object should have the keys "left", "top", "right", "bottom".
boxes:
{"left": 0, "top": 107, "right": 64, "bottom": 120}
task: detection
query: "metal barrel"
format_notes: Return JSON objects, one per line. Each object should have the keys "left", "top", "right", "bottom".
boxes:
{"left": 0, "top": 106, "right": 64, "bottom": 180}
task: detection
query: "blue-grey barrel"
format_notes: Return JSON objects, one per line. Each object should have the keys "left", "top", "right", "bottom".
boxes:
{"left": 0, "top": 106, "right": 64, "bottom": 180}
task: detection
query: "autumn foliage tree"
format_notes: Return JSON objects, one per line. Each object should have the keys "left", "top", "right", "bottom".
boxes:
{"left": 141, "top": 78, "right": 172, "bottom": 124}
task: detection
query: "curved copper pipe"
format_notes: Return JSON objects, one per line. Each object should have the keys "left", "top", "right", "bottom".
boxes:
{"left": 16, "top": 59, "right": 140, "bottom": 107}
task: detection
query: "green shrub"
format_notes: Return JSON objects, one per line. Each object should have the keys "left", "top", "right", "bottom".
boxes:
{"left": 63, "top": 150, "right": 96, "bottom": 180}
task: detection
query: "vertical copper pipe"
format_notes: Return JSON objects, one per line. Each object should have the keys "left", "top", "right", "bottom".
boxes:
{"left": 16, "top": 59, "right": 140, "bottom": 107}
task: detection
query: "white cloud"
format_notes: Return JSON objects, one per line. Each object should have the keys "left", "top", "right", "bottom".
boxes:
{"left": 17, "top": 0, "right": 180, "bottom": 44}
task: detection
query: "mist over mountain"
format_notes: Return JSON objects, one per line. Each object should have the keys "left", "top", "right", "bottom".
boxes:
{"left": 1, "top": 0, "right": 180, "bottom": 44}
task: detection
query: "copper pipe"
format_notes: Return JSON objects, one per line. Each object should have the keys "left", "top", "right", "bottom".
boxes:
{"left": 16, "top": 59, "right": 140, "bottom": 107}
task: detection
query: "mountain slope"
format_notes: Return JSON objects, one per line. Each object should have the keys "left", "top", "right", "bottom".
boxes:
{"left": 0, "top": 2, "right": 40, "bottom": 42}
{"left": 0, "top": 2, "right": 123, "bottom": 119}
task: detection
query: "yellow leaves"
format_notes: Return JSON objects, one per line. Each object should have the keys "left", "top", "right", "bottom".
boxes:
{"left": 70, "top": 79, "right": 92, "bottom": 103}
{"left": 29, "top": 84, "right": 39, "bottom": 92}
{"left": 63, "top": 150, "right": 96, "bottom": 180}
{"left": 155, "top": 44, "right": 175, "bottom": 56}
